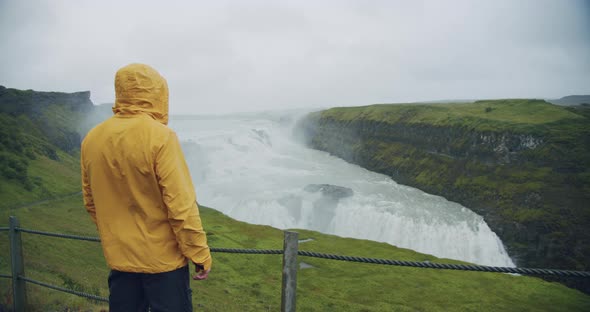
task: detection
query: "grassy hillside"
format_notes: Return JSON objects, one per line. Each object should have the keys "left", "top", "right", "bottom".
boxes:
{"left": 319, "top": 99, "right": 584, "bottom": 131}
{"left": 0, "top": 86, "right": 90, "bottom": 208}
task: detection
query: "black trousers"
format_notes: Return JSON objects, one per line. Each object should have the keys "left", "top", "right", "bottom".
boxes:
{"left": 108, "top": 265, "right": 193, "bottom": 312}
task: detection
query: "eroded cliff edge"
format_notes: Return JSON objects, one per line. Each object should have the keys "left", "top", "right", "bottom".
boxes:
{"left": 295, "top": 100, "right": 590, "bottom": 279}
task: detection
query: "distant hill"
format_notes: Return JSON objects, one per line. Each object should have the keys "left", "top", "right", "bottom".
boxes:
{"left": 548, "top": 95, "right": 590, "bottom": 106}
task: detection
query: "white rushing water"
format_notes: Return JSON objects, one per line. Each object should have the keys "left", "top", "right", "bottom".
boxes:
{"left": 171, "top": 110, "right": 515, "bottom": 267}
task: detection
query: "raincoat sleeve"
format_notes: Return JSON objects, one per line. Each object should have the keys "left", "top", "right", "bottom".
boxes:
{"left": 81, "top": 148, "right": 97, "bottom": 225}
{"left": 156, "top": 130, "right": 212, "bottom": 271}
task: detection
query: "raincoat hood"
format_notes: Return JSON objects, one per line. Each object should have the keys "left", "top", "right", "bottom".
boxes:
{"left": 113, "top": 63, "right": 169, "bottom": 125}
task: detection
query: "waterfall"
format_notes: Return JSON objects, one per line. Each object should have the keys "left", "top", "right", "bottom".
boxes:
{"left": 171, "top": 111, "right": 515, "bottom": 267}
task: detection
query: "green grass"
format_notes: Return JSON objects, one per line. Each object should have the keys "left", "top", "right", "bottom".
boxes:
{"left": 0, "top": 196, "right": 108, "bottom": 311}
{"left": 0, "top": 151, "right": 81, "bottom": 211}
{"left": 1, "top": 195, "right": 590, "bottom": 311}
{"left": 319, "top": 99, "right": 584, "bottom": 132}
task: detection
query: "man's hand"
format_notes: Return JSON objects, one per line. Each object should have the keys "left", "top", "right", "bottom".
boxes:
{"left": 193, "top": 263, "right": 210, "bottom": 280}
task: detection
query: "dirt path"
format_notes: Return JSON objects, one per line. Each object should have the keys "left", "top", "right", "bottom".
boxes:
{"left": 7, "top": 191, "right": 82, "bottom": 211}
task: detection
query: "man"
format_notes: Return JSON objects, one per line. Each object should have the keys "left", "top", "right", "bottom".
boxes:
{"left": 81, "top": 63, "right": 211, "bottom": 311}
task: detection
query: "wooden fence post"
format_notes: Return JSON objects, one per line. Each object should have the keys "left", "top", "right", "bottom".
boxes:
{"left": 9, "top": 216, "right": 26, "bottom": 312}
{"left": 281, "top": 231, "right": 299, "bottom": 312}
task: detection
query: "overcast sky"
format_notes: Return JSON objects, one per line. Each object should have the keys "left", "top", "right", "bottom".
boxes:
{"left": 1, "top": 0, "right": 589, "bottom": 114}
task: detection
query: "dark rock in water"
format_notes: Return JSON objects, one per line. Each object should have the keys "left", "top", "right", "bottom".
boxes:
{"left": 303, "top": 184, "right": 354, "bottom": 231}
{"left": 251, "top": 129, "right": 272, "bottom": 147}
{"left": 304, "top": 184, "right": 353, "bottom": 199}
{"left": 277, "top": 185, "right": 354, "bottom": 232}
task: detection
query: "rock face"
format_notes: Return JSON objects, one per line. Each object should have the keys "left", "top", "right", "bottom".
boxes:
{"left": 295, "top": 102, "right": 590, "bottom": 292}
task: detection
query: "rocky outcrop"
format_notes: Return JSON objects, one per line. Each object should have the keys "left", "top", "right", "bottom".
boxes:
{"left": 295, "top": 105, "right": 590, "bottom": 293}
{"left": 0, "top": 85, "right": 94, "bottom": 115}
{"left": 303, "top": 184, "right": 354, "bottom": 199}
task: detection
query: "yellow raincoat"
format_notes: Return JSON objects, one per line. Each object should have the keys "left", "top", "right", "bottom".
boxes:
{"left": 81, "top": 63, "right": 211, "bottom": 273}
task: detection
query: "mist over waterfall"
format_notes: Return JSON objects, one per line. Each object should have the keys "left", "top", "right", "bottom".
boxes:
{"left": 171, "top": 111, "right": 515, "bottom": 267}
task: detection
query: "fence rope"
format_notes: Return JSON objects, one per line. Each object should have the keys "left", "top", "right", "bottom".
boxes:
{"left": 19, "top": 276, "right": 108, "bottom": 303}
{"left": 3, "top": 224, "right": 590, "bottom": 309}
{"left": 0, "top": 227, "right": 9, "bottom": 232}
{"left": 209, "top": 247, "right": 590, "bottom": 278}
{"left": 8, "top": 227, "right": 590, "bottom": 278}
{"left": 211, "top": 247, "right": 282, "bottom": 255}
{"left": 18, "top": 228, "right": 101, "bottom": 242}
{"left": 297, "top": 250, "right": 590, "bottom": 278}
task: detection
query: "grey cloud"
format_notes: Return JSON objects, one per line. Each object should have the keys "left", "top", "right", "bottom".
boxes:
{"left": 0, "top": 0, "right": 588, "bottom": 114}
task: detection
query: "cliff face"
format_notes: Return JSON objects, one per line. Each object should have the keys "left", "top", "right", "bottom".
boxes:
{"left": 0, "top": 85, "right": 93, "bottom": 114}
{"left": 296, "top": 100, "right": 590, "bottom": 283}
{"left": 0, "top": 86, "right": 94, "bottom": 152}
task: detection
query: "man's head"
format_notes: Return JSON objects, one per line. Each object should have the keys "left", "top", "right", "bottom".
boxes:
{"left": 113, "top": 63, "right": 169, "bottom": 125}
